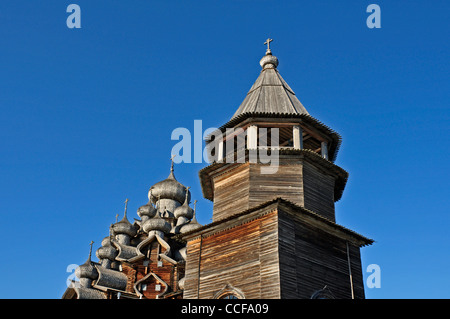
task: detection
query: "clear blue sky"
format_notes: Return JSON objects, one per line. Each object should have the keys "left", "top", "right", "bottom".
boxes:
{"left": 0, "top": 1, "right": 448, "bottom": 299}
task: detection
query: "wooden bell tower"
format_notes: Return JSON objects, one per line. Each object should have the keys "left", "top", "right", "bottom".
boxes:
{"left": 179, "top": 41, "right": 373, "bottom": 299}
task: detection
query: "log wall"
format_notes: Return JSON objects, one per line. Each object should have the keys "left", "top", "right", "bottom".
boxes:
{"left": 302, "top": 161, "right": 336, "bottom": 221}
{"left": 212, "top": 158, "right": 337, "bottom": 223}
{"left": 278, "top": 208, "right": 365, "bottom": 299}
{"left": 183, "top": 211, "right": 280, "bottom": 299}
{"left": 212, "top": 163, "right": 250, "bottom": 221}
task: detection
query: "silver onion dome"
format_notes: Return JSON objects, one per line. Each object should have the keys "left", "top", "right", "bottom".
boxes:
{"left": 260, "top": 38, "right": 278, "bottom": 69}
{"left": 112, "top": 199, "right": 137, "bottom": 238}
{"left": 179, "top": 201, "right": 202, "bottom": 234}
{"left": 76, "top": 242, "right": 99, "bottom": 286}
{"left": 113, "top": 218, "right": 137, "bottom": 237}
{"left": 173, "top": 187, "right": 194, "bottom": 219}
{"left": 96, "top": 235, "right": 118, "bottom": 262}
{"left": 149, "top": 160, "right": 191, "bottom": 205}
{"left": 75, "top": 258, "right": 98, "bottom": 281}
{"left": 142, "top": 198, "right": 171, "bottom": 234}
{"left": 260, "top": 52, "right": 278, "bottom": 69}
{"left": 142, "top": 213, "right": 171, "bottom": 234}
{"left": 137, "top": 201, "right": 157, "bottom": 219}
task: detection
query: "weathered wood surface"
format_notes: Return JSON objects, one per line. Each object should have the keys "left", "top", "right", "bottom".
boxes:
{"left": 248, "top": 159, "right": 304, "bottom": 210}
{"left": 181, "top": 199, "right": 371, "bottom": 299}
{"left": 302, "top": 161, "right": 336, "bottom": 222}
{"left": 183, "top": 211, "right": 280, "bottom": 299}
{"left": 212, "top": 163, "right": 250, "bottom": 221}
{"left": 211, "top": 156, "right": 337, "bottom": 223}
{"left": 278, "top": 206, "right": 365, "bottom": 299}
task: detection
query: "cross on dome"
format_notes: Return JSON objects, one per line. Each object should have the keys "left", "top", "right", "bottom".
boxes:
{"left": 264, "top": 38, "right": 273, "bottom": 52}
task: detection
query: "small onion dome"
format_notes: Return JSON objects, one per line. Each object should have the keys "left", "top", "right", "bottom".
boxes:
{"left": 112, "top": 213, "right": 137, "bottom": 238}
{"left": 137, "top": 201, "right": 156, "bottom": 219}
{"left": 100, "top": 235, "right": 112, "bottom": 247}
{"left": 179, "top": 201, "right": 202, "bottom": 234}
{"left": 260, "top": 39, "right": 278, "bottom": 69}
{"left": 96, "top": 235, "right": 118, "bottom": 261}
{"left": 149, "top": 165, "right": 190, "bottom": 205}
{"left": 260, "top": 52, "right": 278, "bottom": 69}
{"left": 75, "top": 258, "right": 98, "bottom": 281}
{"left": 142, "top": 211, "right": 171, "bottom": 234}
{"left": 76, "top": 242, "right": 98, "bottom": 281}
{"left": 173, "top": 187, "right": 193, "bottom": 219}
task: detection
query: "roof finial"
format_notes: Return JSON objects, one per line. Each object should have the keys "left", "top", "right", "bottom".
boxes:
{"left": 168, "top": 154, "right": 177, "bottom": 179}
{"left": 124, "top": 198, "right": 129, "bottom": 218}
{"left": 88, "top": 240, "right": 94, "bottom": 261}
{"left": 192, "top": 200, "right": 198, "bottom": 222}
{"left": 260, "top": 38, "right": 278, "bottom": 69}
{"left": 264, "top": 38, "right": 273, "bottom": 55}
{"left": 115, "top": 213, "right": 119, "bottom": 223}
{"left": 184, "top": 186, "right": 191, "bottom": 205}
{"left": 170, "top": 154, "right": 176, "bottom": 172}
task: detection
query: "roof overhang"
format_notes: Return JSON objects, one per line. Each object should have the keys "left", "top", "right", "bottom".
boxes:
{"left": 176, "top": 198, "right": 373, "bottom": 248}
{"left": 198, "top": 148, "right": 349, "bottom": 203}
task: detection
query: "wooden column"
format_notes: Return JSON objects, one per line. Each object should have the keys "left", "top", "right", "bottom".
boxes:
{"left": 321, "top": 141, "right": 329, "bottom": 160}
{"left": 247, "top": 125, "right": 258, "bottom": 149}
{"left": 217, "top": 140, "right": 224, "bottom": 162}
{"left": 293, "top": 125, "right": 303, "bottom": 150}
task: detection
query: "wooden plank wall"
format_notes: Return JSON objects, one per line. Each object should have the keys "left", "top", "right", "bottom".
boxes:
{"left": 183, "top": 211, "right": 280, "bottom": 299}
{"left": 249, "top": 159, "right": 304, "bottom": 209}
{"left": 302, "top": 161, "right": 336, "bottom": 222}
{"left": 278, "top": 209, "right": 365, "bottom": 299}
{"left": 211, "top": 158, "right": 337, "bottom": 223}
{"left": 212, "top": 163, "right": 250, "bottom": 221}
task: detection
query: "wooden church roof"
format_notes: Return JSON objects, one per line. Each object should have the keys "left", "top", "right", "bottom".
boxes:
{"left": 231, "top": 56, "right": 309, "bottom": 120}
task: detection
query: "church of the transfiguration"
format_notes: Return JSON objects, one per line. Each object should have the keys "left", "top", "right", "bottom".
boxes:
{"left": 62, "top": 40, "right": 373, "bottom": 300}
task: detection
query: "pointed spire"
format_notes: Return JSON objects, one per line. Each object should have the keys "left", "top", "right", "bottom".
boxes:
{"left": 88, "top": 240, "right": 94, "bottom": 262}
{"left": 191, "top": 200, "right": 198, "bottom": 223}
{"left": 168, "top": 154, "right": 176, "bottom": 179}
{"left": 123, "top": 198, "right": 129, "bottom": 219}
{"left": 183, "top": 186, "right": 191, "bottom": 204}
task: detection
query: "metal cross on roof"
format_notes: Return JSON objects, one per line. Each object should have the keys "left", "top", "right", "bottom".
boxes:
{"left": 264, "top": 38, "right": 273, "bottom": 52}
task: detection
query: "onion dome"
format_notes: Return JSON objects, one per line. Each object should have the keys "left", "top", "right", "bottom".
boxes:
{"left": 96, "top": 228, "right": 118, "bottom": 262}
{"left": 142, "top": 212, "right": 171, "bottom": 234}
{"left": 148, "top": 157, "right": 191, "bottom": 205}
{"left": 75, "top": 241, "right": 99, "bottom": 284}
{"left": 142, "top": 197, "right": 171, "bottom": 234}
{"left": 112, "top": 199, "right": 137, "bottom": 238}
{"left": 260, "top": 38, "right": 279, "bottom": 69}
{"left": 179, "top": 200, "right": 202, "bottom": 234}
{"left": 173, "top": 186, "right": 194, "bottom": 219}
{"left": 137, "top": 201, "right": 157, "bottom": 219}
